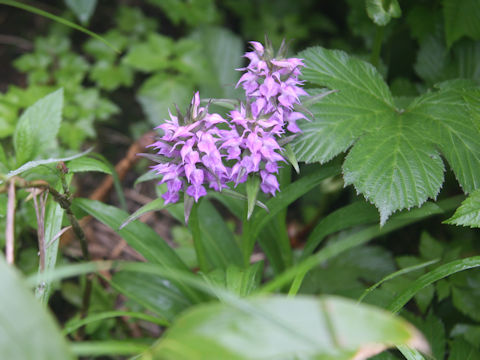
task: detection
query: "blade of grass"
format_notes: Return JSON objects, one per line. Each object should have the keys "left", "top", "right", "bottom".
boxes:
{"left": 0, "top": 0, "right": 119, "bottom": 53}
{"left": 357, "top": 259, "right": 440, "bottom": 303}
{"left": 262, "top": 196, "right": 462, "bottom": 295}
{"left": 387, "top": 256, "right": 480, "bottom": 314}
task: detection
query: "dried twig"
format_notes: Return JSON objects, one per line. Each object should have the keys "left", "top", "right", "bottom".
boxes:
{"left": 6, "top": 180, "right": 16, "bottom": 265}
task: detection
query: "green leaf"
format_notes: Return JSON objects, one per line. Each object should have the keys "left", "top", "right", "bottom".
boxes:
{"left": 123, "top": 33, "right": 173, "bottom": 72}
{"left": 246, "top": 175, "right": 260, "bottom": 220}
{"left": 301, "top": 200, "right": 379, "bottom": 259}
{"left": 250, "top": 164, "right": 340, "bottom": 245}
{"left": 358, "top": 259, "right": 439, "bottom": 303}
{"left": 67, "top": 156, "right": 112, "bottom": 174}
{"left": 89, "top": 60, "right": 134, "bottom": 91}
{"left": 64, "top": 0, "right": 97, "bottom": 24}
{"left": 35, "top": 183, "right": 65, "bottom": 304}
{"left": 147, "top": 295, "right": 427, "bottom": 360}
{"left": 267, "top": 196, "right": 460, "bottom": 295}
{"left": 204, "top": 263, "right": 263, "bottom": 297}
{"left": 294, "top": 47, "right": 480, "bottom": 224}
{"left": 190, "top": 26, "right": 243, "bottom": 98}
{"left": 444, "top": 189, "right": 480, "bottom": 228}
{"left": 71, "top": 341, "right": 149, "bottom": 357}
{"left": 196, "top": 200, "right": 243, "bottom": 269}
{"left": 0, "top": 254, "right": 74, "bottom": 359}
{"left": 450, "top": 270, "right": 480, "bottom": 322}
{"left": 110, "top": 271, "right": 192, "bottom": 321}
{"left": 366, "top": 0, "right": 402, "bottom": 26}
{"left": 6, "top": 147, "right": 92, "bottom": 178}
{"left": 387, "top": 256, "right": 480, "bottom": 314}
{"left": 443, "top": 0, "right": 480, "bottom": 47}
{"left": 72, "top": 198, "right": 187, "bottom": 271}
{"left": 448, "top": 338, "right": 480, "bottom": 360}
{"left": 137, "top": 74, "right": 194, "bottom": 126}
{"left": 120, "top": 197, "right": 165, "bottom": 229}
{"left": 63, "top": 310, "right": 168, "bottom": 335}
{"left": 13, "top": 88, "right": 63, "bottom": 165}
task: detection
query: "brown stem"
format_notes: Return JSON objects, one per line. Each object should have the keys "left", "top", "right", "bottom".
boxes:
{"left": 58, "top": 168, "right": 92, "bottom": 326}
{"left": 6, "top": 181, "right": 16, "bottom": 265}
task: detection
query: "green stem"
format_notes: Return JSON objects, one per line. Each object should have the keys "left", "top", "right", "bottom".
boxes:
{"left": 242, "top": 203, "right": 253, "bottom": 267}
{"left": 189, "top": 201, "right": 208, "bottom": 272}
{"left": 370, "top": 25, "right": 385, "bottom": 69}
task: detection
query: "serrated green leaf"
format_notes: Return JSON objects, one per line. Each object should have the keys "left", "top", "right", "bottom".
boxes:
{"left": 293, "top": 47, "right": 395, "bottom": 164}
{"left": 147, "top": 295, "right": 426, "bottom": 360}
{"left": 444, "top": 189, "right": 480, "bottom": 227}
{"left": 0, "top": 254, "right": 74, "bottom": 359}
{"left": 443, "top": 0, "right": 480, "bottom": 47}
{"left": 342, "top": 121, "right": 444, "bottom": 225}
{"left": 366, "top": 0, "right": 402, "bottom": 26}
{"left": 294, "top": 47, "right": 480, "bottom": 223}
{"left": 13, "top": 88, "right": 63, "bottom": 165}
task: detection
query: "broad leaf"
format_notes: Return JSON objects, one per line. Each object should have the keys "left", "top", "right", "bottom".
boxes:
{"left": 123, "top": 33, "right": 173, "bottom": 72}
{"left": 13, "top": 88, "right": 63, "bottom": 165}
{"left": 190, "top": 26, "right": 243, "bottom": 98}
{"left": 444, "top": 189, "right": 480, "bottom": 228}
{"left": 137, "top": 74, "right": 194, "bottom": 126}
{"left": 443, "top": 0, "right": 480, "bottom": 47}
{"left": 146, "top": 295, "right": 427, "bottom": 360}
{"left": 0, "top": 254, "right": 73, "bottom": 359}
{"left": 366, "top": 0, "right": 402, "bottom": 26}
{"left": 294, "top": 47, "right": 480, "bottom": 224}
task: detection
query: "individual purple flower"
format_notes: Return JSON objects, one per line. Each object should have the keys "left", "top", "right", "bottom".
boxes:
{"left": 149, "top": 92, "right": 229, "bottom": 204}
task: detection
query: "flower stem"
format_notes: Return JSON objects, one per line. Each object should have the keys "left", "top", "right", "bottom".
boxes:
{"left": 242, "top": 203, "right": 253, "bottom": 267}
{"left": 370, "top": 25, "right": 385, "bottom": 69}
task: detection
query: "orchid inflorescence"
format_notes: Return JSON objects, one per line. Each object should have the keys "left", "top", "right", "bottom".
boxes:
{"left": 148, "top": 40, "right": 308, "bottom": 208}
